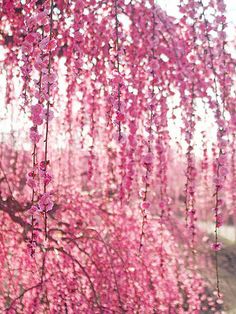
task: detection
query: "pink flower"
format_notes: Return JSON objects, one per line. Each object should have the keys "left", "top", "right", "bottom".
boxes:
{"left": 40, "top": 160, "right": 48, "bottom": 171}
{"left": 219, "top": 166, "right": 228, "bottom": 177}
{"left": 44, "top": 172, "right": 52, "bottom": 185}
{"left": 211, "top": 242, "right": 222, "bottom": 251}
{"left": 216, "top": 213, "right": 223, "bottom": 228}
{"left": 31, "top": 104, "right": 43, "bottom": 125}
{"left": 218, "top": 138, "right": 227, "bottom": 149}
{"left": 112, "top": 72, "right": 123, "bottom": 84}
{"left": 36, "top": 11, "right": 48, "bottom": 25}
{"left": 28, "top": 171, "right": 35, "bottom": 178}
{"left": 39, "top": 37, "right": 49, "bottom": 50}
{"left": 29, "top": 129, "right": 41, "bottom": 144}
{"left": 124, "top": 178, "right": 132, "bottom": 189}
{"left": 48, "top": 73, "right": 57, "bottom": 84}
{"left": 32, "top": 114, "right": 43, "bottom": 126}
{"left": 29, "top": 205, "right": 39, "bottom": 214}
{"left": 129, "top": 122, "right": 137, "bottom": 134}
{"left": 159, "top": 201, "right": 165, "bottom": 208}
{"left": 34, "top": 57, "right": 48, "bottom": 72}
{"left": 44, "top": 24, "right": 50, "bottom": 33}
{"left": 39, "top": 192, "right": 54, "bottom": 212}
{"left": 27, "top": 177, "right": 36, "bottom": 189}
{"left": 22, "top": 42, "right": 33, "bottom": 54}
{"left": 47, "top": 39, "right": 57, "bottom": 51}
{"left": 231, "top": 114, "right": 236, "bottom": 125}
{"left": 31, "top": 104, "right": 43, "bottom": 114}
{"left": 113, "top": 132, "right": 126, "bottom": 143}
{"left": 143, "top": 153, "right": 153, "bottom": 164}
{"left": 25, "top": 33, "right": 37, "bottom": 43}
{"left": 141, "top": 201, "right": 151, "bottom": 209}
{"left": 218, "top": 154, "right": 226, "bottom": 165}
{"left": 212, "top": 207, "right": 218, "bottom": 214}
{"left": 42, "top": 109, "right": 54, "bottom": 121}
{"left": 116, "top": 112, "right": 125, "bottom": 123}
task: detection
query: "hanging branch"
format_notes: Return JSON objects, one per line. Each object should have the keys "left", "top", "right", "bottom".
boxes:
{"left": 43, "top": 0, "right": 54, "bottom": 240}
{"left": 139, "top": 9, "right": 156, "bottom": 253}
{"left": 114, "top": 0, "right": 122, "bottom": 141}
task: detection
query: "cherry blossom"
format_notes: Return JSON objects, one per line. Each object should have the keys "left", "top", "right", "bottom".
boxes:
{"left": 0, "top": 0, "right": 235, "bottom": 312}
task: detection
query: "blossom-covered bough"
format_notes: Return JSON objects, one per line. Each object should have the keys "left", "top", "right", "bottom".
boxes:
{"left": 0, "top": 0, "right": 235, "bottom": 312}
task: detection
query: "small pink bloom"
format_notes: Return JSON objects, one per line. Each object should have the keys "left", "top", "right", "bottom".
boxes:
{"left": 48, "top": 73, "right": 57, "bottom": 84}
{"left": 32, "top": 105, "right": 42, "bottom": 115}
{"left": 116, "top": 112, "right": 125, "bottom": 122}
{"left": 125, "top": 178, "right": 132, "bottom": 189}
{"left": 44, "top": 24, "right": 50, "bottom": 33}
{"left": 159, "top": 201, "right": 165, "bottom": 209}
{"left": 31, "top": 104, "right": 43, "bottom": 125}
{"left": 47, "top": 39, "right": 57, "bottom": 51}
{"left": 141, "top": 201, "right": 150, "bottom": 209}
{"left": 231, "top": 114, "right": 236, "bottom": 125}
{"left": 143, "top": 152, "right": 153, "bottom": 164}
{"left": 22, "top": 42, "right": 33, "bottom": 54}
{"left": 42, "top": 109, "right": 54, "bottom": 121}
{"left": 25, "top": 33, "right": 36, "bottom": 43}
{"left": 27, "top": 177, "right": 36, "bottom": 189}
{"left": 113, "top": 132, "right": 126, "bottom": 143}
{"left": 219, "top": 166, "right": 228, "bottom": 177}
{"left": 39, "top": 37, "right": 49, "bottom": 50}
{"left": 211, "top": 242, "right": 222, "bottom": 251}
{"left": 29, "top": 205, "right": 39, "bottom": 214}
{"left": 128, "top": 135, "right": 136, "bottom": 146}
{"left": 129, "top": 122, "right": 137, "bottom": 134}
{"left": 216, "top": 298, "right": 224, "bottom": 305}
{"left": 218, "top": 154, "right": 227, "bottom": 165}
{"left": 112, "top": 72, "right": 123, "bottom": 84}
{"left": 219, "top": 138, "right": 227, "bottom": 148}
{"left": 142, "top": 175, "right": 150, "bottom": 184}
{"left": 30, "top": 129, "right": 41, "bottom": 144}
{"left": 218, "top": 119, "right": 225, "bottom": 128}
{"left": 40, "top": 161, "right": 47, "bottom": 171}
{"left": 36, "top": 11, "right": 48, "bottom": 25}
{"left": 212, "top": 207, "right": 218, "bottom": 214}
{"left": 28, "top": 171, "right": 35, "bottom": 178}
{"left": 39, "top": 192, "right": 54, "bottom": 212}
{"left": 44, "top": 172, "right": 52, "bottom": 185}
{"left": 34, "top": 62, "right": 43, "bottom": 71}
{"left": 32, "top": 114, "right": 43, "bottom": 125}
{"left": 218, "top": 199, "right": 224, "bottom": 206}
{"left": 216, "top": 213, "right": 223, "bottom": 228}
